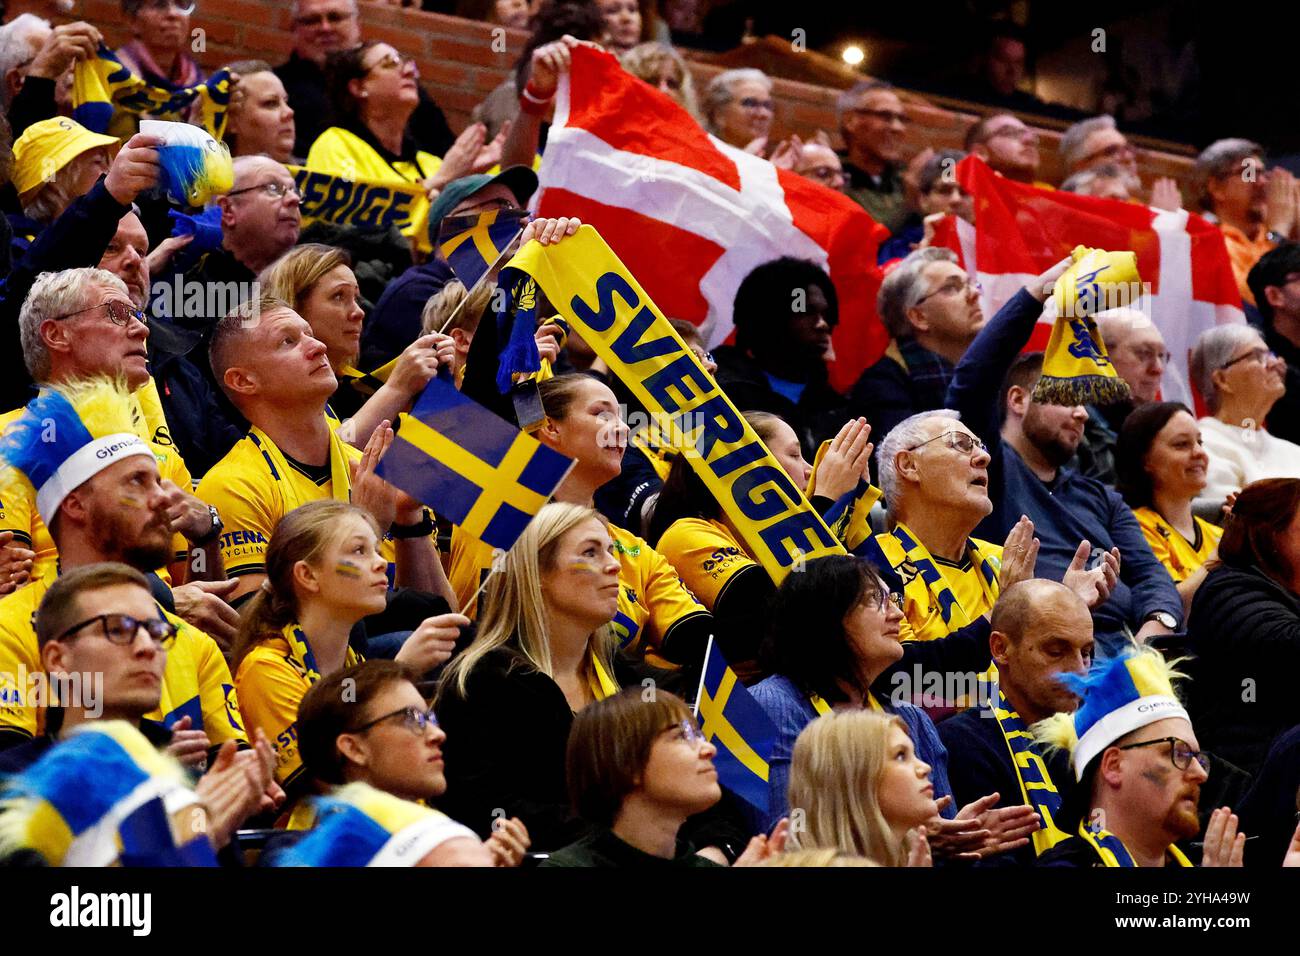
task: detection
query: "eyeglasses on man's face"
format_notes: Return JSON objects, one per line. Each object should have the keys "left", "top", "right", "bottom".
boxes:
{"left": 55, "top": 613, "right": 177, "bottom": 647}
{"left": 906, "top": 429, "right": 987, "bottom": 456}
{"left": 851, "top": 107, "right": 909, "bottom": 126}
{"left": 226, "top": 180, "right": 301, "bottom": 201}
{"left": 1127, "top": 345, "right": 1171, "bottom": 367}
{"left": 987, "top": 124, "right": 1038, "bottom": 144}
{"left": 294, "top": 9, "right": 354, "bottom": 27}
{"left": 738, "top": 97, "right": 775, "bottom": 113}
{"left": 1116, "top": 736, "right": 1211, "bottom": 774}
{"left": 140, "top": 0, "right": 196, "bottom": 14}
{"left": 349, "top": 705, "right": 439, "bottom": 736}
{"left": 52, "top": 299, "right": 148, "bottom": 328}
{"left": 914, "top": 276, "right": 982, "bottom": 307}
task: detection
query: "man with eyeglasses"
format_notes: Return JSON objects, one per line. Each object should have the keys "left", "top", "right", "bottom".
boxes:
{"left": 965, "top": 113, "right": 1044, "bottom": 187}
{"left": 0, "top": 563, "right": 282, "bottom": 851}
{"left": 0, "top": 380, "right": 245, "bottom": 767}
{"left": 947, "top": 259, "right": 1183, "bottom": 654}
{"left": 835, "top": 80, "right": 910, "bottom": 234}
{"left": 1071, "top": 308, "right": 1171, "bottom": 485}
{"left": 3, "top": 269, "right": 235, "bottom": 640}
{"left": 851, "top": 248, "right": 984, "bottom": 451}
{"left": 1037, "top": 648, "right": 1243, "bottom": 868}
{"left": 361, "top": 166, "right": 537, "bottom": 370}
{"left": 1058, "top": 115, "right": 1141, "bottom": 190}
{"left": 275, "top": 0, "right": 454, "bottom": 159}
{"left": 939, "top": 579, "right": 1091, "bottom": 865}
{"left": 1247, "top": 243, "right": 1300, "bottom": 445}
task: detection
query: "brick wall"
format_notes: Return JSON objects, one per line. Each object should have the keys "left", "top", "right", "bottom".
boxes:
{"left": 11, "top": 0, "right": 1193, "bottom": 189}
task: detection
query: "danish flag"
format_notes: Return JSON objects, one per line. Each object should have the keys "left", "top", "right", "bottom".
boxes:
{"left": 533, "top": 46, "right": 890, "bottom": 393}
{"left": 931, "top": 156, "right": 1246, "bottom": 406}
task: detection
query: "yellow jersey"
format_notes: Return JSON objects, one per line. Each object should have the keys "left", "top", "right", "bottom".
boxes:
{"left": 449, "top": 522, "right": 707, "bottom": 668}
{"left": 305, "top": 126, "right": 441, "bottom": 250}
{"left": 195, "top": 424, "right": 396, "bottom": 581}
{"left": 656, "top": 517, "right": 759, "bottom": 611}
{"left": 1134, "top": 508, "right": 1222, "bottom": 583}
{"left": 234, "top": 624, "right": 363, "bottom": 788}
{"left": 0, "top": 573, "right": 244, "bottom": 744}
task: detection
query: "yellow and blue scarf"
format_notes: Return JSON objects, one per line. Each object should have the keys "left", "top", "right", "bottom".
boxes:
{"left": 282, "top": 623, "right": 362, "bottom": 685}
{"left": 991, "top": 687, "right": 1069, "bottom": 855}
{"left": 73, "top": 43, "right": 231, "bottom": 138}
{"left": 809, "top": 691, "right": 884, "bottom": 715}
{"left": 806, "top": 439, "right": 882, "bottom": 552}
{"left": 0, "top": 721, "right": 215, "bottom": 866}
{"left": 862, "top": 522, "right": 1000, "bottom": 633}
{"left": 1076, "top": 821, "right": 1193, "bottom": 868}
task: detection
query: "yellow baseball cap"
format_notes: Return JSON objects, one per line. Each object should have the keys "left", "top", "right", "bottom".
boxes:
{"left": 12, "top": 117, "right": 120, "bottom": 197}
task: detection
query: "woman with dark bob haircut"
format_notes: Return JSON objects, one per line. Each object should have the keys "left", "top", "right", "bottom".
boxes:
{"left": 1186, "top": 478, "right": 1300, "bottom": 776}
{"left": 543, "top": 688, "right": 785, "bottom": 867}
{"left": 750, "top": 555, "right": 1039, "bottom": 862}
{"left": 1115, "top": 401, "right": 1221, "bottom": 616}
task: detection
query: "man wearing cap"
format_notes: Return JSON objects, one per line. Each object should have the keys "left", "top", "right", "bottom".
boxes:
{"left": 0, "top": 124, "right": 160, "bottom": 412}
{"left": 938, "top": 579, "right": 1090, "bottom": 864}
{"left": 0, "top": 377, "right": 245, "bottom": 764}
{"left": 360, "top": 165, "right": 538, "bottom": 371}
{"left": 1034, "top": 647, "right": 1243, "bottom": 867}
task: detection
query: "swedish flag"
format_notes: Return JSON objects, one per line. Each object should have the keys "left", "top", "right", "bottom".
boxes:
{"left": 376, "top": 372, "right": 574, "bottom": 551}
{"left": 695, "top": 639, "right": 778, "bottom": 812}
{"left": 437, "top": 208, "right": 529, "bottom": 290}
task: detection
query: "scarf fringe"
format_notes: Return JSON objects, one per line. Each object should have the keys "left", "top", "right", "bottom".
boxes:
{"left": 1031, "top": 373, "right": 1131, "bottom": 407}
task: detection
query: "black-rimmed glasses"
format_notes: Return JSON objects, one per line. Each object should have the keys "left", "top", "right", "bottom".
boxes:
{"left": 55, "top": 613, "right": 177, "bottom": 647}
{"left": 1220, "top": 347, "right": 1277, "bottom": 371}
{"left": 1116, "top": 736, "right": 1211, "bottom": 774}
{"left": 348, "top": 705, "right": 439, "bottom": 735}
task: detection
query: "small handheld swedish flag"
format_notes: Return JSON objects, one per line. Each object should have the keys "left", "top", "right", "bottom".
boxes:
{"left": 695, "top": 638, "right": 779, "bottom": 812}
{"left": 437, "top": 208, "right": 530, "bottom": 291}
{"left": 376, "top": 371, "right": 574, "bottom": 552}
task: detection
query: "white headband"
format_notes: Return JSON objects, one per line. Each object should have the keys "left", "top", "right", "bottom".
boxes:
{"left": 35, "top": 433, "right": 154, "bottom": 525}
{"left": 1073, "top": 694, "right": 1189, "bottom": 781}
{"left": 367, "top": 814, "right": 479, "bottom": 867}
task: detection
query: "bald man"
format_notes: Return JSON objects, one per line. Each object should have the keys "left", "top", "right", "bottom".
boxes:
{"left": 1070, "top": 308, "right": 1168, "bottom": 484}
{"left": 938, "top": 579, "right": 1093, "bottom": 863}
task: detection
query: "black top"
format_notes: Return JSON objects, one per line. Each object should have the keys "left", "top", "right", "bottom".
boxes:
{"left": 1263, "top": 323, "right": 1300, "bottom": 447}
{"left": 541, "top": 827, "right": 723, "bottom": 868}
{"left": 1186, "top": 563, "right": 1300, "bottom": 776}
{"left": 1235, "top": 723, "right": 1300, "bottom": 867}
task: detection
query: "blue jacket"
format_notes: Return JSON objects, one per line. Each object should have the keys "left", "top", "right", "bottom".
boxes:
{"left": 748, "top": 672, "right": 956, "bottom": 835}
{"left": 945, "top": 289, "right": 1181, "bottom": 649}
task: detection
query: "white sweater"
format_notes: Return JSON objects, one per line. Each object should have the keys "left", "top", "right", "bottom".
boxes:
{"left": 1199, "top": 416, "right": 1300, "bottom": 501}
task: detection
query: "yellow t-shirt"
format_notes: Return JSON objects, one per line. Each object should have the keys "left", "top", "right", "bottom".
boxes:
{"left": 0, "top": 574, "right": 244, "bottom": 744}
{"left": 656, "top": 517, "right": 759, "bottom": 612}
{"left": 898, "top": 549, "right": 1000, "bottom": 643}
{"left": 448, "top": 522, "right": 706, "bottom": 668}
{"left": 195, "top": 426, "right": 396, "bottom": 581}
{"left": 305, "top": 126, "right": 441, "bottom": 249}
{"left": 234, "top": 627, "right": 363, "bottom": 788}
{"left": 1134, "top": 508, "right": 1222, "bottom": 583}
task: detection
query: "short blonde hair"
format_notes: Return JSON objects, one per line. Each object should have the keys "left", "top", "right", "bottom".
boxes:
{"left": 420, "top": 278, "right": 496, "bottom": 338}
{"left": 787, "top": 710, "right": 910, "bottom": 866}
{"left": 620, "top": 42, "right": 700, "bottom": 121}
{"left": 259, "top": 243, "right": 352, "bottom": 316}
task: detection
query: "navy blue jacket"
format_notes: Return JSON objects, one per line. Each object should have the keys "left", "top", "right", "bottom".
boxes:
{"left": 945, "top": 289, "right": 1181, "bottom": 648}
{"left": 359, "top": 257, "right": 454, "bottom": 371}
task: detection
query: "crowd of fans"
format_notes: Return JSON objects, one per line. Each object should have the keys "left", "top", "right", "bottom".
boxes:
{"left": 0, "top": 0, "right": 1298, "bottom": 872}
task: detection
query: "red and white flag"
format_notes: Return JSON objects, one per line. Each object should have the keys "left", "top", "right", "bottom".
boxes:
{"left": 932, "top": 156, "right": 1245, "bottom": 406}
{"left": 534, "top": 46, "right": 890, "bottom": 393}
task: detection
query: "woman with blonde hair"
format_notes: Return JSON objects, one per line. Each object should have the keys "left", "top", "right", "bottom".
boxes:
{"left": 259, "top": 244, "right": 456, "bottom": 440}
{"left": 448, "top": 374, "right": 713, "bottom": 676}
{"left": 620, "top": 42, "right": 700, "bottom": 120}
{"left": 435, "top": 501, "right": 631, "bottom": 850}
{"left": 234, "top": 500, "right": 467, "bottom": 808}
{"left": 787, "top": 710, "right": 938, "bottom": 866}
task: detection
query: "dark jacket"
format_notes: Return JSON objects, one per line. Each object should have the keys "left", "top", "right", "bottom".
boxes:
{"left": 1236, "top": 722, "right": 1300, "bottom": 867}
{"left": 0, "top": 178, "right": 132, "bottom": 411}
{"left": 540, "top": 827, "right": 723, "bottom": 867}
{"left": 937, "top": 700, "right": 1076, "bottom": 867}
{"left": 434, "top": 646, "right": 713, "bottom": 852}
{"left": 358, "top": 257, "right": 455, "bottom": 371}
{"left": 1186, "top": 563, "right": 1300, "bottom": 776}
{"left": 1263, "top": 323, "right": 1300, "bottom": 447}
{"left": 848, "top": 339, "right": 954, "bottom": 472}
{"left": 946, "top": 289, "right": 1182, "bottom": 650}
{"left": 712, "top": 344, "right": 847, "bottom": 459}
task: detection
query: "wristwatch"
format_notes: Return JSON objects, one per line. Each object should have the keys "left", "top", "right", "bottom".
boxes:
{"left": 390, "top": 509, "right": 434, "bottom": 539}
{"left": 1144, "top": 610, "right": 1178, "bottom": 630}
{"left": 191, "top": 506, "right": 223, "bottom": 546}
